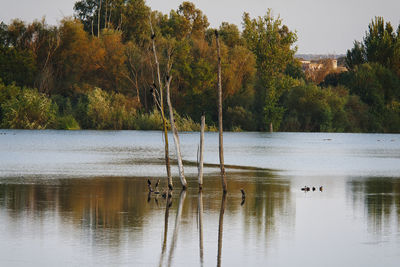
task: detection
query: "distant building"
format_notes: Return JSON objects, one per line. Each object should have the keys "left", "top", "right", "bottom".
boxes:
{"left": 299, "top": 58, "right": 346, "bottom": 84}
{"left": 300, "top": 59, "right": 337, "bottom": 72}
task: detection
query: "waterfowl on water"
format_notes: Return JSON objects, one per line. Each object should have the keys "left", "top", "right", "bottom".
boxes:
{"left": 161, "top": 189, "right": 172, "bottom": 199}
{"left": 154, "top": 179, "right": 160, "bottom": 194}
{"left": 301, "top": 186, "right": 323, "bottom": 192}
{"left": 147, "top": 179, "right": 153, "bottom": 192}
{"left": 301, "top": 186, "right": 311, "bottom": 192}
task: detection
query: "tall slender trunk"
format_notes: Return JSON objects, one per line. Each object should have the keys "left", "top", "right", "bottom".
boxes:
{"left": 198, "top": 115, "right": 205, "bottom": 189}
{"left": 149, "top": 18, "right": 172, "bottom": 188}
{"left": 144, "top": 85, "right": 148, "bottom": 112}
{"left": 108, "top": 6, "right": 112, "bottom": 27}
{"left": 91, "top": 19, "right": 94, "bottom": 36}
{"left": 215, "top": 30, "right": 227, "bottom": 193}
{"left": 166, "top": 76, "right": 187, "bottom": 189}
{"left": 104, "top": 0, "right": 108, "bottom": 29}
{"left": 97, "top": 0, "right": 102, "bottom": 37}
{"left": 135, "top": 74, "right": 140, "bottom": 105}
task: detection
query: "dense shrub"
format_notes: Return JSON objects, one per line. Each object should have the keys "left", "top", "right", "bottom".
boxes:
{"left": 1, "top": 87, "right": 57, "bottom": 129}
{"left": 281, "top": 83, "right": 370, "bottom": 132}
{"left": 87, "top": 87, "right": 137, "bottom": 129}
{"left": 56, "top": 115, "right": 80, "bottom": 130}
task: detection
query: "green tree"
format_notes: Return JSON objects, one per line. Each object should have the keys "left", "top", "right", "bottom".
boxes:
{"left": 218, "top": 22, "right": 242, "bottom": 48}
{"left": 0, "top": 47, "right": 37, "bottom": 87}
{"left": 346, "top": 17, "right": 400, "bottom": 75}
{"left": 74, "top": 0, "right": 150, "bottom": 43}
{"left": 346, "top": 41, "right": 365, "bottom": 70}
{"left": 121, "top": 0, "right": 150, "bottom": 43}
{"left": 242, "top": 10, "right": 297, "bottom": 130}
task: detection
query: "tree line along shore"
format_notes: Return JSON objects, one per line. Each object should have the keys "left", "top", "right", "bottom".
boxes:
{"left": 1, "top": 1, "right": 399, "bottom": 132}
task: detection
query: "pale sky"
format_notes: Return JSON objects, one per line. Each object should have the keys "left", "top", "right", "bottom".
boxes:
{"left": 1, "top": 0, "right": 399, "bottom": 54}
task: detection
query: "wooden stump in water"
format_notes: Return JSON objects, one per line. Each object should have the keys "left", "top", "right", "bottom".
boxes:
{"left": 198, "top": 115, "right": 205, "bottom": 189}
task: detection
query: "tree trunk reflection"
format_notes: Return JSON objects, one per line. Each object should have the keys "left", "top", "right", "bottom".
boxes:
{"left": 158, "top": 191, "right": 172, "bottom": 267}
{"left": 167, "top": 189, "right": 186, "bottom": 266}
{"left": 217, "top": 192, "right": 227, "bottom": 267}
{"left": 198, "top": 190, "right": 204, "bottom": 266}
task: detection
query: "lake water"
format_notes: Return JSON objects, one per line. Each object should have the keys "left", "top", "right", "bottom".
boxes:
{"left": 0, "top": 130, "right": 399, "bottom": 266}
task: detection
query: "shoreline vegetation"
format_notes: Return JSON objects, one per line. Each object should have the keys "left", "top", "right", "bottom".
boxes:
{"left": 0, "top": 1, "right": 399, "bottom": 133}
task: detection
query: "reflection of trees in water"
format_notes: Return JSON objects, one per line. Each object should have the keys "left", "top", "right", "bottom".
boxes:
{"left": 348, "top": 178, "right": 400, "bottom": 235}
{"left": 0, "top": 183, "right": 60, "bottom": 216}
{"left": 0, "top": 178, "right": 152, "bottom": 228}
{"left": 0, "top": 177, "right": 156, "bottom": 247}
{"left": 231, "top": 171, "right": 294, "bottom": 237}
{"left": 0, "top": 171, "right": 294, "bottom": 254}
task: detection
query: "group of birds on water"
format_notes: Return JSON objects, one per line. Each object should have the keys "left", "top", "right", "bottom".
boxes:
{"left": 147, "top": 178, "right": 247, "bottom": 205}
{"left": 301, "top": 186, "right": 323, "bottom": 192}
{"left": 147, "top": 178, "right": 323, "bottom": 204}
{"left": 147, "top": 179, "right": 172, "bottom": 199}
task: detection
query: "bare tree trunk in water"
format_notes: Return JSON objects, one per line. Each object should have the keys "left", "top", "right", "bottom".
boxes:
{"left": 270, "top": 122, "right": 273, "bottom": 133}
{"left": 198, "top": 115, "right": 205, "bottom": 189}
{"left": 149, "top": 17, "right": 172, "bottom": 189}
{"left": 217, "top": 192, "right": 227, "bottom": 267}
{"left": 166, "top": 75, "right": 187, "bottom": 189}
{"left": 215, "top": 30, "right": 227, "bottom": 193}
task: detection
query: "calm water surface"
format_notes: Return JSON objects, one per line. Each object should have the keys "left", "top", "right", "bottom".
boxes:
{"left": 0, "top": 130, "right": 399, "bottom": 266}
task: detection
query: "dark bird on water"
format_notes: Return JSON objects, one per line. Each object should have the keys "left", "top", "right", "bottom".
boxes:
{"left": 154, "top": 179, "right": 160, "bottom": 194}
{"left": 240, "top": 189, "right": 246, "bottom": 199}
{"left": 147, "top": 179, "right": 153, "bottom": 192}
{"left": 319, "top": 186, "right": 323, "bottom": 192}
{"left": 161, "top": 189, "right": 172, "bottom": 199}
{"left": 240, "top": 189, "right": 246, "bottom": 206}
{"left": 301, "top": 186, "right": 311, "bottom": 192}
{"left": 312, "top": 187, "right": 316, "bottom": 191}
